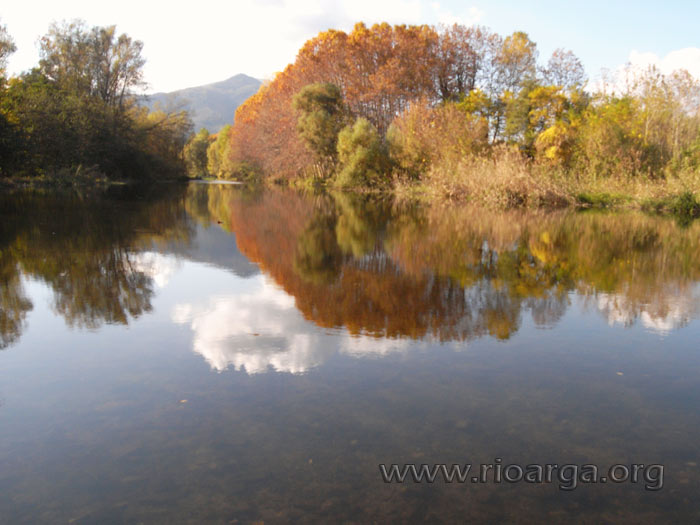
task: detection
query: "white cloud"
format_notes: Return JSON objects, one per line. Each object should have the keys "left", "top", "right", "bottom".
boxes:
{"left": 430, "top": 2, "right": 484, "bottom": 26}
{"left": 628, "top": 48, "right": 700, "bottom": 80}
{"left": 594, "top": 47, "right": 700, "bottom": 94}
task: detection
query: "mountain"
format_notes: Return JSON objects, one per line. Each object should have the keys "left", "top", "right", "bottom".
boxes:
{"left": 165, "top": 222, "right": 260, "bottom": 279}
{"left": 144, "top": 74, "right": 262, "bottom": 133}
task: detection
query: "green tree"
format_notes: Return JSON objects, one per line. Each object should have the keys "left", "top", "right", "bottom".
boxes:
{"left": 39, "top": 20, "right": 145, "bottom": 110}
{"left": 1, "top": 20, "right": 192, "bottom": 179}
{"left": 293, "top": 83, "right": 348, "bottom": 177}
{"left": 335, "top": 117, "right": 389, "bottom": 187}
{"left": 0, "top": 20, "right": 19, "bottom": 176}
{"left": 183, "top": 128, "right": 211, "bottom": 178}
{"left": 207, "top": 125, "right": 232, "bottom": 177}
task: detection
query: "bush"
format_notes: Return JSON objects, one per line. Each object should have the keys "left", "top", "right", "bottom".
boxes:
{"left": 335, "top": 118, "right": 389, "bottom": 188}
{"left": 387, "top": 100, "right": 488, "bottom": 179}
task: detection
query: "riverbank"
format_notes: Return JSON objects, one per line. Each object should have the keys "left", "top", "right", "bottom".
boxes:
{"left": 393, "top": 160, "right": 700, "bottom": 216}
{"left": 0, "top": 167, "right": 192, "bottom": 191}
{"left": 276, "top": 162, "right": 700, "bottom": 221}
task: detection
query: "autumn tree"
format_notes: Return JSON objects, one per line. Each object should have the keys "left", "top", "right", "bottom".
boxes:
{"left": 541, "top": 48, "right": 586, "bottom": 90}
{"left": 223, "top": 20, "right": 699, "bottom": 184}
{"left": 435, "top": 24, "right": 480, "bottom": 101}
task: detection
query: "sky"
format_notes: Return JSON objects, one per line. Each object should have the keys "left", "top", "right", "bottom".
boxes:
{"left": 3, "top": 0, "right": 700, "bottom": 94}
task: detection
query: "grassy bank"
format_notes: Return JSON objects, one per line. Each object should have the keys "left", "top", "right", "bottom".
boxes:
{"left": 389, "top": 150, "right": 700, "bottom": 220}
{"left": 276, "top": 154, "right": 700, "bottom": 222}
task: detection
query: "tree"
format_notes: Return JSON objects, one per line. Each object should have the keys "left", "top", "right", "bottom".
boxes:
{"left": 435, "top": 25, "right": 495, "bottom": 101}
{"left": 207, "top": 125, "right": 232, "bottom": 177}
{"left": 496, "top": 32, "right": 538, "bottom": 93}
{"left": 293, "top": 83, "right": 348, "bottom": 176}
{"left": 485, "top": 32, "right": 538, "bottom": 141}
{"left": 0, "top": 19, "right": 16, "bottom": 75}
{"left": 183, "top": 128, "right": 211, "bottom": 178}
{"left": 39, "top": 20, "right": 145, "bottom": 109}
{"left": 541, "top": 49, "right": 586, "bottom": 90}
{"left": 0, "top": 21, "right": 19, "bottom": 176}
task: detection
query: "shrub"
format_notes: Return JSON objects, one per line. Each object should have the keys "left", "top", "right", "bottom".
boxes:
{"left": 387, "top": 100, "right": 488, "bottom": 178}
{"left": 335, "top": 118, "right": 389, "bottom": 188}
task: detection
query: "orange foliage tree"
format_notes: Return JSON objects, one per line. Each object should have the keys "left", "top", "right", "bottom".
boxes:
{"left": 228, "top": 22, "right": 501, "bottom": 179}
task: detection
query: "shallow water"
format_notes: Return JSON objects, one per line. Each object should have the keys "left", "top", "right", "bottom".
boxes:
{"left": 1, "top": 183, "right": 700, "bottom": 523}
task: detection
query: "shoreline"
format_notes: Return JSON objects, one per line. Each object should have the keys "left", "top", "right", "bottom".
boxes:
{"left": 3, "top": 172, "right": 698, "bottom": 222}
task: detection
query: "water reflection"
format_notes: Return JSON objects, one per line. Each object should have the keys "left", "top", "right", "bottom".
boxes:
{"left": 593, "top": 288, "right": 700, "bottom": 334}
{"left": 0, "top": 186, "right": 193, "bottom": 344}
{"left": 3, "top": 183, "right": 700, "bottom": 522}
{"left": 217, "top": 187, "right": 700, "bottom": 343}
{"left": 171, "top": 274, "right": 411, "bottom": 374}
{"left": 2, "top": 183, "right": 700, "bottom": 352}
{"left": 0, "top": 257, "right": 32, "bottom": 349}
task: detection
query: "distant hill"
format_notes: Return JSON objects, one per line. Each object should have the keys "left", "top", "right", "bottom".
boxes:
{"left": 143, "top": 74, "right": 262, "bottom": 133}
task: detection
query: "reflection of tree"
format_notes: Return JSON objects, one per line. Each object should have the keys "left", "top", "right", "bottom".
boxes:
{"left": 22, "top": 248, "right": 153, "bottom": 328}
{"left": 293, "top": 212, "right": 343, "bottom": 285}
{"left": 0, "top": 256, "right": 32, "bottom": 349}
{"left": 333, "top": 192, "right": 388, "bottom": 258}
{"left": 223, "top": 188, "right": 700, "bottom": 342}
{"left": 0, "top": 185, "right": 193, "bottom": 346}
{"left": 184, "top": 183, "right": 263, "bottom": 232}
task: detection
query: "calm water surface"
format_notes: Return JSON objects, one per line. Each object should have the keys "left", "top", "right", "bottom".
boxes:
{"left": 1, "top": 183, "right": 700, "bottom": 523}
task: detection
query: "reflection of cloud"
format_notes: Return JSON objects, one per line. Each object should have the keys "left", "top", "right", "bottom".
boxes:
{"left": 594, "top": 289, "right": 700, "bottom": 335}
{"left": 641, "top": 306, "right": 692, "bottom": 335}
{"left": 342, "top": 334, "right": 409, "bottom": 357}
{"left": 131, "top": 252, "right": 182, "bottom": 288}
{"left": 171, "top": 276, "right": 409, "bottom": 374}
{"left": 596, "top": 294, "right": 636, "bottom": 327}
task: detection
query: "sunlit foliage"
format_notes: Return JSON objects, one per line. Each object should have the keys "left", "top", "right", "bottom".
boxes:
{"left": 183, "top": 128, "right": 213, "bottom": 178}
{"left": 220, "top": 21, "right": 700, "bottom": 194}
{"left": 335, "top": 118, "right": 388, "bottom": 187}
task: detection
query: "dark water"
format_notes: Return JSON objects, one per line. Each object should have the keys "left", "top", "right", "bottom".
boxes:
{"left": 1, "top": 183, "right": 700, "bottom": 523}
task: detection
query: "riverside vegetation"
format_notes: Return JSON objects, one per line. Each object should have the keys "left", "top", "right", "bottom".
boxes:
{"left": 0, "top": 19, "right": 192, "bottom": 185}
{"left": 182, "top": 22, "right": 700, "bottom": 218}
{"left": 2, "top": 19, "right": 699, "bottom": 218}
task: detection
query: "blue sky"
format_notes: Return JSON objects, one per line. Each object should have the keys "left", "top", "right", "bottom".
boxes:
{"left": 2, "top": 0, "right": 699, "bottom": 93}
{"left": 466, "top": 0, "right": 700, "bottom": 81}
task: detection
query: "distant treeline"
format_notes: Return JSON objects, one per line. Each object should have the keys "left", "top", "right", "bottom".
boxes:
{"left": 187, "top": 22, "right": 700, "bottom": 208}
{"left": 0, "top": 19, "right": 192, "bottom": 181}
